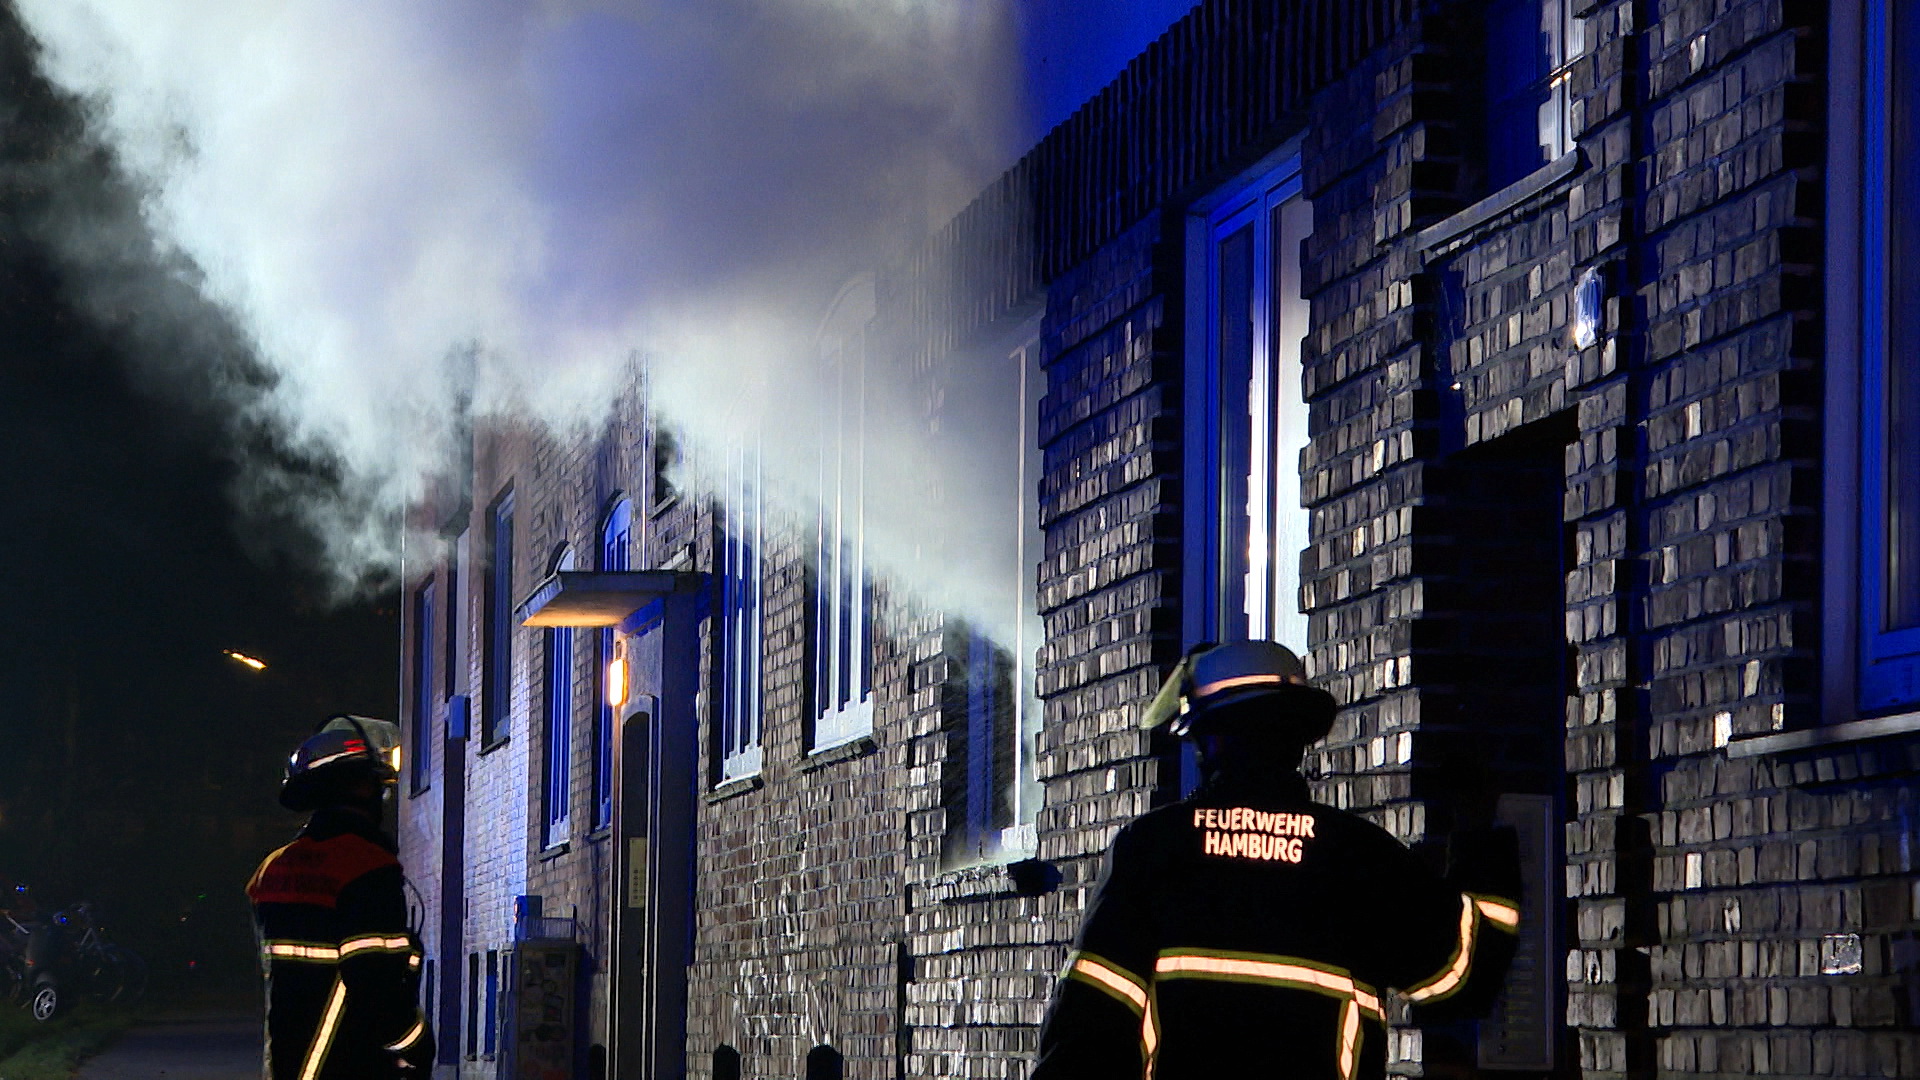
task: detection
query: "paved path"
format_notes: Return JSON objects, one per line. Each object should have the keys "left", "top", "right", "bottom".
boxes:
{"left": 74, "top": 1013, "right": 260, "bottom": 1080}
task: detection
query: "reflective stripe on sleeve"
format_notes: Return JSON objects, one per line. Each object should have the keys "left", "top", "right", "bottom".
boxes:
{"left": 1065, "top": 951, "right": 1149, "bottom": 1015}
{"left": 1405, "top": 895, "right": 1478, "bottom": 1003}
{"left": 263, "top": 941, "right": 340, "bottom": 963}
{"left": 1472, "top": 894, "right": 1521, "bottom": 931}
{"left": 298, "top": 976, "right": 348, "bottom": 1080}
{"left": 338, "top": 933, "right": 415, "bottom": 958}
{"left": 385, "top": 1014, "right": 428, "bottom": 1052}
{"left": 1142, "top": 984, "right": 1161, "bottom": 1078}
{"left": 1337, "top": 995, "right": 1363, "bottom": 1080}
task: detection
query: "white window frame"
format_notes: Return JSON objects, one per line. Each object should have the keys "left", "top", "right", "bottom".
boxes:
{"left": 542, "top": 547, "right": 577, "bottom": 847}
{"left": 718, "top": 441, "right": 765, "bottom": 783}
{"left": 943, "top": 327, "right": 1047, "bottom": 866}
{"left": 811, "top": 276, "right": 877, "bottom": 751}
{"left": 1182, "top": 143, "right": 1314, "bottom": 651}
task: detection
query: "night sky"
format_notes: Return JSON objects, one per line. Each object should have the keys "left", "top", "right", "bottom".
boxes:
{"left": 0, "top": 5, "right": 396, "bottom": 989}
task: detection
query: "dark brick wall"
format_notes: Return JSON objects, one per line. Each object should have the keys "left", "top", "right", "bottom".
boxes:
{"left": 405, "top": 3, "right": 1920, "bottom": 1079}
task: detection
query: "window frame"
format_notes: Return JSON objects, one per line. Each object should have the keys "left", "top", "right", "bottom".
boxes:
{"left": 940, "top": 328, "right": 1047, "bottom": 867}
{"left": 717, "top": 442, "right": 765, "bottom": 784}
{"left": 1181, "top": 144, "right": 1313, "bottom": 651}
{"left": 593, "top": 497, "right": 633, "bottom": 830}
{"left": 481, "top": 488, "right": 516, "bottom": 748}
{"left": 810, "top": 275, "right": 878, "bottom": 753}
{"left": 1826, "top": 0, "right": 1920, "bottom": 724}
{"left": 1483, "top": 0, "right": 1586, "bottom": 191}
{"left": 409, "top": 576, "right": 436, "bottom": 795}
{"left": 542, "top": 546, "right": 577, "bottom": 847}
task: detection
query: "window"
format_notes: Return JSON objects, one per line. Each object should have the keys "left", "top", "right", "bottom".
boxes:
{"left": 1184, "top": 152, "right": 1314, "bottom": 650}
{"left": 445, "top": 530, "right": 463, "bottom": 700}
{"left": 1854, "top": 0, "right": 1920, "bottom": 713}
{"left": 594, "top": 498, "right": 633, "bottom": 829}
{"left": 465, "top": 952, "right": 480, "bottom": 1058}
{"left": 652, "top": 427, "right": 680, "bottom": 512}
{"left": 483, "top": 948, "right": 499, "bottom": 1057}
{"left": 409, "top": 580, "right": 436, "bottom": 794}
{"left": 811, "top": 276, "right": 877, "bottom": 749}
{"left": 718, "top": 443, "right": 764, "bottom": 782}
{"left": 1484, "top": 0, "right": 1584, "bottom": 189}
{"left": 942, "top": 333, "right": 1047, "bottom": 866}
{"left": 482, "top": 490, "right": 515, "bottom": 746}
{"left": 543, "top": 547, "right": 577, "bottom": 846}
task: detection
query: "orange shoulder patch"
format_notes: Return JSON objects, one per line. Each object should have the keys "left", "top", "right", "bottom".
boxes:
{"left": 247, "top": 834, "right": 398, "bottom": 908}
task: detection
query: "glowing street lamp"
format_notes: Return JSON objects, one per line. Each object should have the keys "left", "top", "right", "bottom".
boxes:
{"left": 607, "top": 641, "right": 629, "bottom": 709}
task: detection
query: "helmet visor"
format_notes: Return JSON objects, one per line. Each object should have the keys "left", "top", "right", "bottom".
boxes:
{"left": 290, "top": 715, "right": 403, "bottom": 779}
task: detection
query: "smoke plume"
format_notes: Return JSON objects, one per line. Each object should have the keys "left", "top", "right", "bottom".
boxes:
{"left": 12, "top": 0, "right": 1026, "bottom": 608}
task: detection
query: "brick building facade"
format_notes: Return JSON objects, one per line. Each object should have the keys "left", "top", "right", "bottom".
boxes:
{"left": 399, "top": 2, "right": 1920, "bottom": 1078}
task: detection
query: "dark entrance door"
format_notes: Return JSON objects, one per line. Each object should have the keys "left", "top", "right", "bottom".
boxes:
{"left": 610, "top": 590, "right": 700, "bottom": 1080}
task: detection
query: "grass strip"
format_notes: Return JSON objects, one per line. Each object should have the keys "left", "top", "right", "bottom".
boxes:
{"left": 0, "top": 1007, "right": 137, "bottom": 1080}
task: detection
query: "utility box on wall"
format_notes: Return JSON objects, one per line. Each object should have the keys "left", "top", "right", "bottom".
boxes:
{"left": 513, "top": 938, "right": 579, "bottom": 1080}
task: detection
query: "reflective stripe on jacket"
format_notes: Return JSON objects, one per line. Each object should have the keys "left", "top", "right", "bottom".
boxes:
{"left": 1033, "top": 773, "right": 1519, "bottom": 1080}
{"left": 248, "top": 808, "right": 433, "bottom": 1080}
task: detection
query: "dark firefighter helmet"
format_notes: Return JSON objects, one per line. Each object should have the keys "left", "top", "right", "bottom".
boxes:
{"left": 1140, "top": 640, "right": 1337, "bottom": 742}
{"left": 279, "top": 714, "right": 403, "bottom": 812}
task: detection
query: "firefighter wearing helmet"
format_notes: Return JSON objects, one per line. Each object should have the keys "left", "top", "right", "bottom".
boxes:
{"left": 248, "top": 716, "right": 433, "bottom": 1078}
{"left": 1031, "top": 642, "right": 1521, "bottom": 1080}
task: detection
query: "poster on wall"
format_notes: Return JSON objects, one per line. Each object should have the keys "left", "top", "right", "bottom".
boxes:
{"left": 513, "top": 940, "right": 577, "bottom": 1080}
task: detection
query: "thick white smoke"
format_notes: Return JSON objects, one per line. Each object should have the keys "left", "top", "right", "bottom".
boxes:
{"left": 13, "top": 0, "right": 1026, "bottom": 602}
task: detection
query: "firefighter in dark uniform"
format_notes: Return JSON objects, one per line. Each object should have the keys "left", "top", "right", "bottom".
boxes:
{"left": 1033, "top": 642, "right": 1521, "bottom": 1080}
{"left": 249, "top": 715, "right": 433, "bottom": 1079}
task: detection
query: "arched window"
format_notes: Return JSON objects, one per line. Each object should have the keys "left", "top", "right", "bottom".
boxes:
{"left": 543, "top": 545, "right": 577, "bottom": 847}
{"left": 711, "top": 1044, "right": 742, "bottom": 1080}
{"left": 593, "top": 498, "right": 633, "bottom": 829}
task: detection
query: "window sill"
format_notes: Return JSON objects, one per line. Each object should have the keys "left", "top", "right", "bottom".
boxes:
{"left": 538, "top": 842, "right": 571, "bottom": 862}
{"left": 478, "top": 737, "right": 511, "bottom": 757}
{"left": 911, "top": 857, "right": 1059, "bottom": 905}
{"left": 408, "top": 784, "right": 430, "bottom": 800}
{"left": 801, "top": 735, "right": 876, "bottom": 771}
{"left": 1416, "top": 149, "right": 1585, "bottom": 256}
{"left": 705, "top": 774, "right": 763, "bottom": 803}
{"left": 1726, "top": 710, "right": 1920, "bottom": 758}
{"left": 647, "top": 494, "right": 680, "bottom": 520}
{"left": 585, "top": 825, "right": 613, "bottom": 843}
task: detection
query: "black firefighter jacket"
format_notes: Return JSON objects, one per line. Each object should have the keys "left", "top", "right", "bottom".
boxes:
{"left": 1033, "top": 772, "right": 1520, "bottom": 1080}
{"left": 248, "top": 808, "right": 433, "bottom": 1080}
